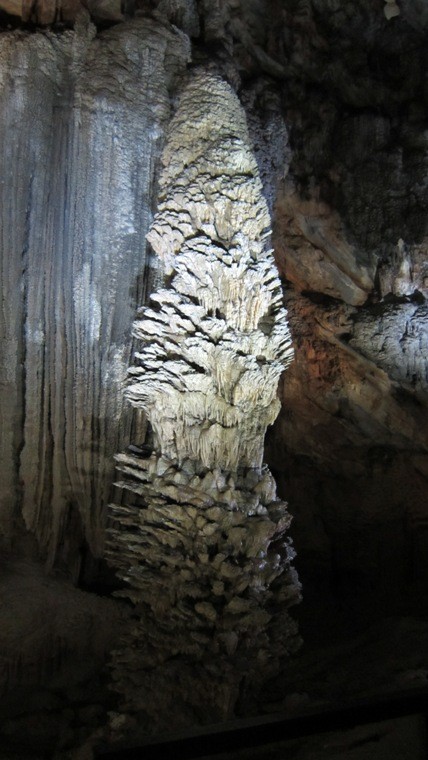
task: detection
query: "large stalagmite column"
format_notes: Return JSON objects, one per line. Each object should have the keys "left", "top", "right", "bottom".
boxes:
{"left": 106, "top": 69, "right": 301, "bottom": 731}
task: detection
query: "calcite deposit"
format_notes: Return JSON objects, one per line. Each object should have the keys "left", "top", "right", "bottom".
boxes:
{"left": 0, "top": 18, "right": 190, "bottom": 564}
{"left": 1, "top": 1, "right": 428, "bottom": 756}
{"left": 106, "top": 70, "right": 301, "bottom": 730}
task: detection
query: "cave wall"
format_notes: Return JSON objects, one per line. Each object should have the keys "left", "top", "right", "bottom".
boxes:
{"left": 265, "top": 0, "right": 428, "bottom": 590}
{"left": 0, "top": 0, "right": 428, "bottom": 755}
{"left": 0, "top": 17, "right": 189, "bottom": 564}
{"left": 1, "top": 0, "right": 428, "bottom": 590}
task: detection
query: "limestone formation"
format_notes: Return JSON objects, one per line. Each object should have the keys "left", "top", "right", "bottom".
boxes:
{"left": 2, "top": 2, "right": 428, "bottom": 755}
{"left": 106, "top": 70, "right": 301, "bottom": 730}
{"left": 0, "top": 20, "right": 189, "bottom": 563}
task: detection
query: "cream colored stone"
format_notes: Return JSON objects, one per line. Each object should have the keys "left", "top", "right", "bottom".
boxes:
{"left": 106, "top": 70, "right": 300, "bottom": 731}
{"left": 384, "top": 1, "right": 400, "bottom": 20}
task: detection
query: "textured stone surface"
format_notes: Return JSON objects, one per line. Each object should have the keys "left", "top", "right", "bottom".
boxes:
{"left": 1, "top": 1, "right": 428, "bottom": 754}
{"left": 107, "top": 455, "right": 300, "bottom": 729}
{"left": 275, "top": 189, "right": 376, "bottom": 306}
{"left": 106, "top": 69, "right": 300, "bottom": 733}
{"left": 0, "top": 553, "right": 123, "bottom": 700}
{"left": 1, "top": 0, "right": 123, "bottom": 23}
{"left": 267, "top": 289, "right": 428, "bottom": 587}
{"left": 263, "top": 0, "right": 428, "bottom": 588}
{"left": 130, "top": 72, "right": 294, "bottom": 470}
{"left": 0, "top": 18, "right": 189, "bottom": 563}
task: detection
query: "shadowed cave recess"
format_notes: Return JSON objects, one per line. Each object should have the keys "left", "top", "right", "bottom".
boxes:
{"left": 1, "top": 0, "right": 428, "bottom": 757}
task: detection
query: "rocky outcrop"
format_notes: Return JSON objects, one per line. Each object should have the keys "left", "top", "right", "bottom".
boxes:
{"left": 106, "top": 70, "right": 300, "bottom": 731}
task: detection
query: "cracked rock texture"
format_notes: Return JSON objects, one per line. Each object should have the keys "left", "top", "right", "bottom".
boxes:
{"left": 106, "top": 69, "right": 301, "bottom": 733}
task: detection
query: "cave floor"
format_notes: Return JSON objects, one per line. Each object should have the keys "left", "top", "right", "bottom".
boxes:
{"left": 260, "top": 571, "right": 428, "bottom": 717}
{"left": 1, "top": 543, "right": 428, "bottom": 758}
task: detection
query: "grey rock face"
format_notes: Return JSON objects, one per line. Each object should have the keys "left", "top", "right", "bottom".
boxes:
{"left": 0, "top": 19, "right": 190, "bottom": 562}
{"left": 1, "top": 3, "right": 428, "bottom": 750}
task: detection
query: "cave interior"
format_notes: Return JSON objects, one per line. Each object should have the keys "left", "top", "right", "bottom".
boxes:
{"left": 1, "top": 0, "right": 428, "bottom": 757}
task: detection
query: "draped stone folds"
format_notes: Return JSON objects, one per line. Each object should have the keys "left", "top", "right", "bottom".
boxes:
{"left": 106, "top": 70, "right": 301, "bottom": 731}
{"left": 0, "top": 20, "right": 190, "bottom": 563}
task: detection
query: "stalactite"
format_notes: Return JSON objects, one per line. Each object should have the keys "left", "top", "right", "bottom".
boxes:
{"left": 106, "top": 69, "right": 301, "bottom": 733}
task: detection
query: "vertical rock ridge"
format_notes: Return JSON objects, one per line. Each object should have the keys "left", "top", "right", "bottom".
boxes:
{"left": 106, "top": 69, "right": 301, "bottom": 732}
{"left": 0, "top": 21, "right": 190, "bottom": 562}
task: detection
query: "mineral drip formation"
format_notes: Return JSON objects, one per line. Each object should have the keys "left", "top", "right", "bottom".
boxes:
{"left": 106, "top": 70, "right": 301, "bottom": 732}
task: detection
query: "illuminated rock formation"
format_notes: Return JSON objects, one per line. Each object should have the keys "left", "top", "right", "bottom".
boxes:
{"left": 0, "top": 19, "right": 190, "bottom": 563}
{"left": 106, "top": 69, "right": 301, "bottom": 731}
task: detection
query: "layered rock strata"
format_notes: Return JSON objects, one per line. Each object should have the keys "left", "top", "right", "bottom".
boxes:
{"left": 106, "top": 70, "right": 301, "bottom": 730}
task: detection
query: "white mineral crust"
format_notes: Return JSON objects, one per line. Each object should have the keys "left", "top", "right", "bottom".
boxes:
{"left": 106, "top": 69, "right": 301, "bottom": 731}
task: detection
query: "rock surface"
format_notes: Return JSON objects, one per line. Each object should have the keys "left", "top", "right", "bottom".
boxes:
{"left": 1, "top": 0, "right": 427, "bottom": 600}
{"left": 0, "top": 18, "right": 189, "bottom": 563}
{"left": 261, "top": 0, "right": 428, "bottom": 588}
{"left": 0, "top": 1, "right": 428, "bottom": 755}
{"left": 106, "top": 69, "right": 300, "bottom": 733}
